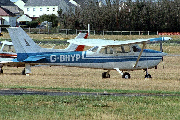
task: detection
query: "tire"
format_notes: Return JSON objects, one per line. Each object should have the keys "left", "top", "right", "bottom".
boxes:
{"left": 0, "top": 69, "right": 3, "bottom": 74}
{"left": 22, "top": 69, "right": 25, "bottom": 75}
{"left": 122, "top": 72, "right": 130, "bottom": 79}
{"left": 145, "top": 74, "right": 152, "bottom": 78}
{"left": 102, "top": 72, "right": 110, "bottom": 78}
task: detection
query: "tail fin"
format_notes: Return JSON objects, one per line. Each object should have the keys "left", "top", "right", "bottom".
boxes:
{"left": 7, "top": 27, "right": 41, "bottom": 53}
{"left": 7, "top": 27, "right": 88, "bottom": 53}
{"left": 66, "top": 32, "right": 88, "bottom": 51}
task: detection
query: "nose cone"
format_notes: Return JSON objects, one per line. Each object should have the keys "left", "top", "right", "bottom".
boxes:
{"left": 163, "top": 37, "right": 172, "bottom": 41}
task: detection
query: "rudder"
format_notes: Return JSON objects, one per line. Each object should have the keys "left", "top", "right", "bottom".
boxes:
{"left": 7, "top": 27, "right": 41, "bottom": 53}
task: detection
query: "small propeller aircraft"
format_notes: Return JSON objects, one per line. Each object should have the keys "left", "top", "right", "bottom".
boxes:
{"left": 7, "top": 27, "right": 171, "bottom": 78}
{"left": 0, "top": 29, "right": 87, "bottom": 74}
{"left": 0, "top": 40, "right": 17, "bottom": 73}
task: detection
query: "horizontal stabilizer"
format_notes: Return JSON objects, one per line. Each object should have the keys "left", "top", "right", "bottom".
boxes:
{"left": 24, "top": 56, "right": 46, "bottom": 62}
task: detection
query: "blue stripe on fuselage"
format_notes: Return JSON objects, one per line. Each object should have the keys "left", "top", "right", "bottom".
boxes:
{"left": 17, "top": 50, "right": 163, "bottom": 63}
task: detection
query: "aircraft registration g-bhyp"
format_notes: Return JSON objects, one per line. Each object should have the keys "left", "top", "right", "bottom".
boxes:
{"left": 7, "top": 27, "right": 172, "bottom": 79}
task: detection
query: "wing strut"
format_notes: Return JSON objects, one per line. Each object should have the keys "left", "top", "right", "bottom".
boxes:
{"left": 133, "top": 42, "right": 146, "bottom": 68}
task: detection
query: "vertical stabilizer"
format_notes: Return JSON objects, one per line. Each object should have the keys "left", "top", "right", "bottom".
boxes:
{"left": 65, "top": 32, "right": 88, "bottom": 51}
{"left": 7, "top": 27, "right": 41, "bottom": 53}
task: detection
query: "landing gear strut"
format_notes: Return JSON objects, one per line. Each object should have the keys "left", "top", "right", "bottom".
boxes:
{"left": 144, "top": 69, "right": 152, "bottom": 78}
{"left": 22, "top": 64, "right": 31, "bottom": 75}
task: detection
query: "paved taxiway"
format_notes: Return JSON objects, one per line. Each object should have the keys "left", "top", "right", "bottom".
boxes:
{"left": 0, "top": 90, "right": 179, "bottom": 97}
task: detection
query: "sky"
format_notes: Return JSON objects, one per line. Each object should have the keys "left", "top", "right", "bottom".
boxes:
{"left": 10, "top": 0, "right": 18, "bottom": 2}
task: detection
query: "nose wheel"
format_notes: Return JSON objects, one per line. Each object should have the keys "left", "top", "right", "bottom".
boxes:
{"left": 144, "top": 69, "right": 152, "bottom": 78}
{"left": 145, "top": 74, "right": 152, "bottom": 78}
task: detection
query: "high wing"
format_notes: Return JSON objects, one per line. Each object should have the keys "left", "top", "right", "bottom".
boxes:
{"left": 68, "top": 37, "right": 172, "bottom": 46}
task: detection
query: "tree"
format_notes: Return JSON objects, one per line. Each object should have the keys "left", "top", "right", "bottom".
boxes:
{"left": 55, "top": 0, "right": 180, "bottom": 32}
{"left": 37, "top": 14, "right": 58, "bottom": 27}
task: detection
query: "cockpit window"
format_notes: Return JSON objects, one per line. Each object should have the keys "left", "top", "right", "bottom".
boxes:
{"left": 91, "top": 44, "right": 141, "bottom": 54}
{"left": 99, "top": 45, "right": 131, "bottom": 54}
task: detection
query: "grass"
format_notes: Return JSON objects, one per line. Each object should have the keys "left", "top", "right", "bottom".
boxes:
{"left": 1, "top": 55, "right": 180, "bottom": 92}
{"left": 0, "top": 95, "right": 180, "bottom": 120}
{"left": 0, "top": 33, "right": 180, "bottom": 119}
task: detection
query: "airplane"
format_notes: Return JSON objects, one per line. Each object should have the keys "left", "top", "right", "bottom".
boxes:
{"left": 7, "top": 27, "right": 172, "bottom": 78}
{"left": 0, "top": 40, "right": 17, "bottom": 73}
{"left": 0, "top": 30, "right": 88, "bottom": 74}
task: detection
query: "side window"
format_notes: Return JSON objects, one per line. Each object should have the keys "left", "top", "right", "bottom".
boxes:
{"left": 106, "top": 47, "right": 114, "bottom": 54}
{"left": 131, "top": 45, "right": 141, "bottom": 52}
{"left": 99, "top": 46, "right": 131, "bottom": 54}
{"left": 99, "top": 47, "right": 115, "bottom": 54}
{"left": 99, "top": 47, "right": 106, "bottom": 54}
{"left": 121, "top": 45, "right": 131, "bottom": 53}
{"left": 113, "top": 46, "right": 131, "bottom": 53}
{"left": 2, "top": 45, "right": 15, "bottom": 53}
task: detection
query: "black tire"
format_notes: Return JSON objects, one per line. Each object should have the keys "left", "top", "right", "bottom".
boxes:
{"left": 102, "top": 72, "right": 110, "bottom": 78}
{"left": 22, "top": 68, "right": 25, "bottom": 75}
{"left": 0, "top": 69, "right": 3, "bottom": 74}
{"left": 145, "top": 74, "right": 152, "bottom": 78}
{"left": 122, "top": 72, "right": 131, "bottom": 79}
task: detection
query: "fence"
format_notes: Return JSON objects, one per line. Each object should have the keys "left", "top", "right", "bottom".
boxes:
{"left": 23, "top": 28, "right": 159, "bottom": 35}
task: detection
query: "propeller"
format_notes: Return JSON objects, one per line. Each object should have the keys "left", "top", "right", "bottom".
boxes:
{"left": 160, "top": 41, "right": 163, "bottom": 61}
{"left": 160, "top": 41, "right": 165, "bottom": 69}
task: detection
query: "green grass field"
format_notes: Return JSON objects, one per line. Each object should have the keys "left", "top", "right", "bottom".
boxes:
{"left": 0, "top": 33, "right": 180, "bottom": 119}
{"left": 1, "top": 95, "right": 180, "bottom": 120}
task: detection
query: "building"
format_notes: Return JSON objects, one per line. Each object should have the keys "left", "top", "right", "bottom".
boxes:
{"left": 0, "top": 7, "right": 17, "bottom": 27}
{"left": 24, "top": 0, "right": 75, "bottom": 18}
{"left": 17, "top": 14, "right": 32, "bottom": 26}
{"left": 0, "top": 0, "right": 23, "bottom": 16}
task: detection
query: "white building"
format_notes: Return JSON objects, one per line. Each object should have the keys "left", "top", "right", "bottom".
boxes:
{"left": 24, "top": 0, "right": 73, "bottom": 18}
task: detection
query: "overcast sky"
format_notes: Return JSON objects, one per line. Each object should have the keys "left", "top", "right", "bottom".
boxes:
{"left": 10, "top": 0, "right": 18, "bottom": 2}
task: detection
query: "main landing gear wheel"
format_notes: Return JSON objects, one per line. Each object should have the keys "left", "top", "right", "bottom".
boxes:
{"left": 122, "top": 72, "right": 131, "bottom": 79}
{"left": 144, "top": 69, "right": 152, "bottom": 78}
{"left": 0, "top": 68, "right": 3, "bottom": 74}
{"left": 22, "top": 68, "right": 25, "bottom": 75}
{"left": 145, "top": 74, "right": 152, "bottom": 78}
{"left": 102, "top": 72, "right": 110, "bottom": 78}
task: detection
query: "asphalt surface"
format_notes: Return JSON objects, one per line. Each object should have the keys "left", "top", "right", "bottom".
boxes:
{"left": 0, "top": 90, "right": 179, "bottom": 97}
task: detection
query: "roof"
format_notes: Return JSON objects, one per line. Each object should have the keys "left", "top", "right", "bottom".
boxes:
{"left": 0, "top": 7, "right": 15, "bottom": 16}
{"left": 25, "top": 0, "right": 70, "bottom": 6}
{"left": 17, "top": 14, "right": 32, "bottom": 22}
{"left": 24, "top": 0, "right": 76, "bottom": 13}
{"left": 0, "top": 0, "right": 15, "bottom": 6}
